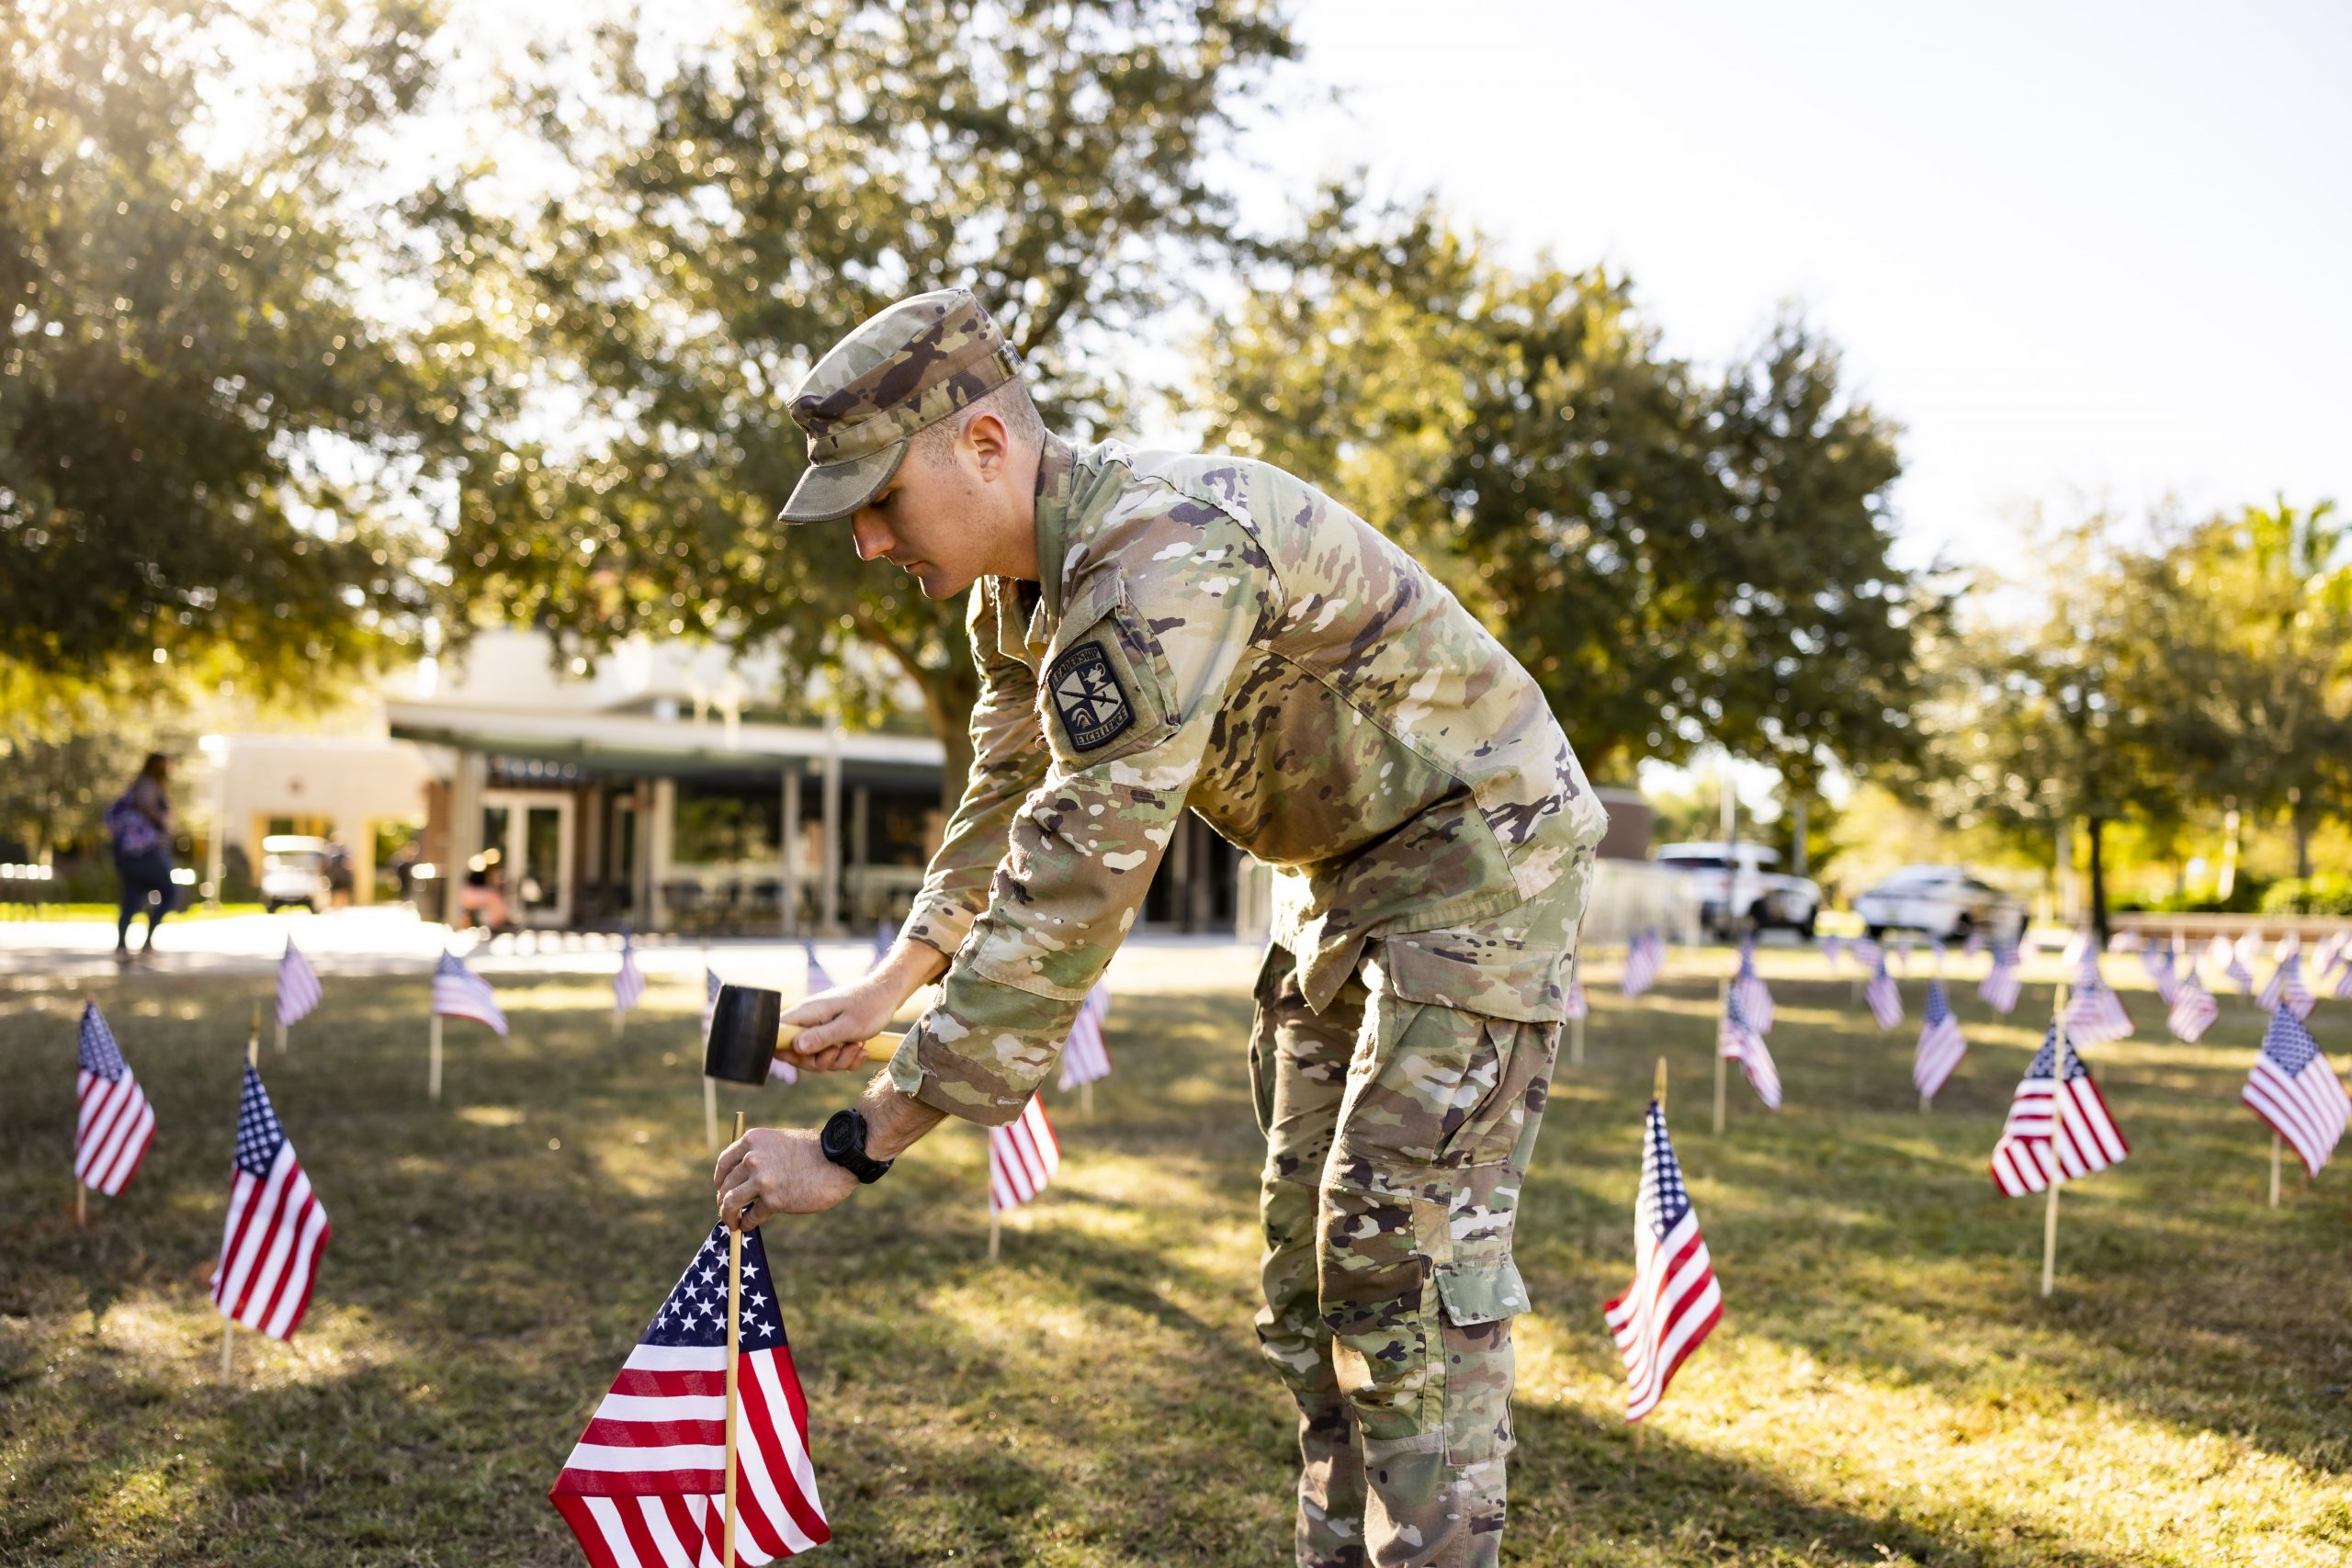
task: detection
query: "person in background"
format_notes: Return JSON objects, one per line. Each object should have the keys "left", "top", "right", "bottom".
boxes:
{"left": 105, "top": 753, "right": 177, "bottom": 965}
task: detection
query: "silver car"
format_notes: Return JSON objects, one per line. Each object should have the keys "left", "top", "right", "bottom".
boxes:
{"left": 1853, "top": 865, "right": 2027, "bottom": 945}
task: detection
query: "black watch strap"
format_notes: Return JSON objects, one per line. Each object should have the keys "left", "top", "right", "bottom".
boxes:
{"left": 820, "top": 1107, "right": 894, "bottom": 1184}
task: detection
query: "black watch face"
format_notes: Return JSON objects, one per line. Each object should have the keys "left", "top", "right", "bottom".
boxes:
{"left": 823, "top": 1109, "right": 858, "bottom": 1160}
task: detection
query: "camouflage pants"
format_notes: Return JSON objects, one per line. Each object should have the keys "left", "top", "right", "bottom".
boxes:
{"left": 1249, "top": 939, "right": 1561, "bottom": 1568}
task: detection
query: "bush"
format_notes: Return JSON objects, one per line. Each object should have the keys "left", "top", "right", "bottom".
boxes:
{"left": 2117, "top": 877, "right": 2273, "bottom": 915}
{"left": 2258, "top": 875, "right": 2352, "bottom": 917}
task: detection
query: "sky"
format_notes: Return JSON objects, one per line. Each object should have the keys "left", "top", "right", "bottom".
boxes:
{"left": 1224, "top": 0, "right": 2352, "bottom": 574}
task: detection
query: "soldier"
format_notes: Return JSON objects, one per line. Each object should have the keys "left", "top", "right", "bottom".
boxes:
{"left": 713, "top": 288, "right": 1607, "bottom": 1568}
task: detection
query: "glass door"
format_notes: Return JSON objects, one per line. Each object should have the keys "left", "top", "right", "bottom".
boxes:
{"left": 481, "top": 790, "right": 575, "bottom": 927}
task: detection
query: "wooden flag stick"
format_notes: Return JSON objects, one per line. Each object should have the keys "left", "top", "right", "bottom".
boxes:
{"left": 224, "top": 1008, "right": 261, "bottom": 1378}
{"left": 1570, "top": 1010, "right": 1585, "bottom": 1068}
{"left": 2041, "top": 984, "right": 2070, "bottom": 1299}
{"left": 1713, "top": 977, "right": 1727, "bottom": 1135}
{"left": 1655, "top": 1055, "right": 1668, "bottom": 1107}
{"left": 723, "top": 1111, "right": 745, "bottom": 1568}
{"left": 1080, "top": 1079, "right": 1094, "bottom": 1118}
{"left": 428, "top": 1012, "right": 443, "bottom": 1103}
{"left": 704, "top": 1077, "right": 719, "bottom": 1154}
{"left": 2270, "top": 1134, "right": 2282, "bottom": 1209}
{"left": 75, "top": 1183, "right": 85, "bottom": 1229}
{"left": 988, "top": 1201, "right": 1001, "bottom": 1264}
{"left": 276, "top": 1019, "right": 287, "bottom": 1055}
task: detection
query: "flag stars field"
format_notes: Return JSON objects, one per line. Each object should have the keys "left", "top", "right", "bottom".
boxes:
{"left": 3, "top": 950, "right": 2350, "bottom": 1565}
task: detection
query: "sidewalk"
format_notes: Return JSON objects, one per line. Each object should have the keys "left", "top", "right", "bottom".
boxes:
{"left": 0, "top": 906, "right": 1269, "bottom": 996}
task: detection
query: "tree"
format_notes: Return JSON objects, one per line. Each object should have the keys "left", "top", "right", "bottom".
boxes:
{"left": 1, "top": 0, "right": 447, "bottom": 720}
{"left": 2120, "top": 499, "right": 2352, "bottom": 881}
{"left": 1192, "top": 193, "right": 1926, "bottom": 790}
{"left": 1916, "top": 519, "right": 2163, "bottom": 942}
{"left": 440, "top": 0, "right": 1298, "bottom": 803}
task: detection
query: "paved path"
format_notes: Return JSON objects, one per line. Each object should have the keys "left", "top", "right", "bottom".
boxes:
{"left": 0, "top": 907, "right": 1269, "bottom": 996}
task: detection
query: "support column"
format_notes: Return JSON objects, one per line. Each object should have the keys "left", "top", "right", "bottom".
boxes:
{"left": 850, "top": 784, "right": 871, "bottom": 926}
{"left": 448, "top": 750, "right": 487, "bottom": 928}
{"left": 781, "top": 768, "right": 802, "bottom": 937}
{"left": 820, "top": 728, "right": 842, "bottom": 935}
{"left": 648, "top": 779, "right": 674, "bottom": 931}
{"left": 632, "top": 782, "right": 656, "bottom": 931}
{"left": 351, "top": 819, "right": 376, "bottom": 907}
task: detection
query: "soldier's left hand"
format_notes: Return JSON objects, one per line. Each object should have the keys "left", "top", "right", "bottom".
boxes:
{"left": 715, "top": 1126, "right": 855, "bottom": 1227}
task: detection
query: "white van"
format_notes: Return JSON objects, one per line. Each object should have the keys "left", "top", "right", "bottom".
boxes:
{"left": 260, "top": 835, "right": 333, "bottom": 913}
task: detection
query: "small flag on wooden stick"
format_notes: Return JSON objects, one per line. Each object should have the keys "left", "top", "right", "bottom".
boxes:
{"left": 548, "top": 1221, "right": 831, "bottom": 1562}
{"left": 74, "top": 1002, "right": 154, "bottom": 1200}
{"left": 277, "top": 936, "right": 322, "bottom": 1047}
{"left": 1602, "top": 1078, "right": 1722, "bottom": 1423}
{"left": 613, "top": 931, "right": 648, "bottom": 1024}
{"left": 209, "top": 1064, "right": 332, "bottom": 1342}
{"left": 2243, "top": 1007, "right": 2346, "bottom": 1184}
{"left": 1057, "top": 982, "right": 1113, "bottom": 1093}
{"left": 1913, "top": 978, "right": 1967, "bottom": 1102}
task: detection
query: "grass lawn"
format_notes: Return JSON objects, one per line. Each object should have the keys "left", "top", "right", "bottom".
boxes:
{"left": 3, "top": 952, "right": 2348, "bottom": 1565}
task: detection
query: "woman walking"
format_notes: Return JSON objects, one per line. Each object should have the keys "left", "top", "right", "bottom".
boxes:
{"left": 106, "top": 753, "right": 177, "bottom": 965}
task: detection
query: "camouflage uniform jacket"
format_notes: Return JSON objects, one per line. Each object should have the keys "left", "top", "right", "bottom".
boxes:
{"left": 891, "top": 434, "right": 1608, "bottom": 1124}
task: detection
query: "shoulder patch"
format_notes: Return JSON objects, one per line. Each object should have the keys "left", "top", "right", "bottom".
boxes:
{"left": 1047, "top": 639, "right": 1134, "bottom": 751}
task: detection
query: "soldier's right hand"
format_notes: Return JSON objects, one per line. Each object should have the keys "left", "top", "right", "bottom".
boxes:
{"left": 778, "top": 979, "right": 900, "bottom": 1071}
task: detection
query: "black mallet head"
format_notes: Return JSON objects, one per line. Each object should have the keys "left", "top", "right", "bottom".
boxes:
{"left": 704, "top": 983, "right": 782, "bottom": 1085}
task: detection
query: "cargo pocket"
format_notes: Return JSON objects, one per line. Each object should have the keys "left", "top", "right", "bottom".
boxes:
{"left": 1435, "top": 1253, "right": 1527, "bottom": 1465}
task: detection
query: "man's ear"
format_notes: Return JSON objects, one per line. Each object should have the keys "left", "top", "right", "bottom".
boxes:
{"left": 962, "top": 411, "right": 1011, "bottom": 479}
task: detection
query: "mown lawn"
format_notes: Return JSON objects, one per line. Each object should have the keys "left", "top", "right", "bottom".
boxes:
{"left": 3, "top": 950, "right": 2348, "bottom": 1566}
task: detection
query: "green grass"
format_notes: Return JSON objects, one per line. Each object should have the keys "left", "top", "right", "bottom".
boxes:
{"left": 3, "top": 955, "right": 2348, "bottom": 1565}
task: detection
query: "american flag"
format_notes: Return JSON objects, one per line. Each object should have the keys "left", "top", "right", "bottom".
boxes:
{"left": 702, "top": 968, "right": 724, "bottom": 1045}
{"left": 1621, "top": 930, "right": 1665, "bottom": 999}
{"left": 2167, "top": 966, "right": 2220, "bottom": 1043}
{"left": 2273, "top": 931, "right": 2303, "bottom": 964}
{"left": 2108, "top": 930, "right": 2143, "bottom": 954}
{"left": 1979, "top": 943, "right": 2021, "bottom": 1014}
{"left": 209, "top": 1065, "right": 332, "bottom": 1339}
{"left": 549, "top": 1223, "right": 831, "bottom": 1564}
{"left": 1865, "top": 956, "right": 1903, "bottom": 1031}
{"left": 1057, "top": 982, "right": 1113, "bottom": 1092}
{"left": 2243, "top": 1008, "right": 2349, "bottom": 1179}
{"left": 1564, "top": 971, "right": 1589, "bottom": 1021}
{"left": 2139, "top": 944, "right": 2178, "bottom": 1005}
{"left": 2257, "top": 953, "right": 2316, "bottom": 1022}
{"left": 2064, "top": 950, "right": 2132, "bottom": 1045}
{"left": 1987, "top": 1023, "right": 2130, "bottom": 1196}
{"left": 872, "top": 917, "right": 895, "bottom": 967}
{"left": 2337, "top": 963, "right": 2352, "bottom": 1003}
{"left": 615, "top": 932, "right": 648, "bottom": 1016}
{"left": 1963, "top": 928, "right": 1985, "bottom": 957}
{"left": 990, "top": 1094, "right": 1061, "bottom": 1212}
{"left": 2228, "top": 932, "right": 2261, "bottom": 995}
{"left": 74, "top": 1002, "right": 154, "bottom": 1196}
{"left": 1601, "top": 1100, "right": 1722, "bottom": 1423}
{"left": 1817, "top": 934, "right": 1846, "bottom": 968}
{"left": 1730, "top": 936, "right": 1774, "bottom": 1034}
{"left": 2314, "top": 930, "right": 2348, "bottom": 980}
{"left": 1848, "top": 937, "right": 1883, "bottom": 973}
{"left": 434, "top": 951, "right": 508, "bottom": 1037}
{"left": 277, "top": 936, "right": 322, "bottom": 1028}
{"left": 1913, "top": 978, "right": 1968, "bottom": 1100}
{"left": 1717, "top": 987, "right": 1781, "bottom": 1110}
{"left": 2206, "top": 933, "right": 2250, "bottom": 994}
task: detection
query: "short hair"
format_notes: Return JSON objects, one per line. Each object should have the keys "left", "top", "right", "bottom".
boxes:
{"left": 910, "top": 378, "right": 1045, "bottom": 469}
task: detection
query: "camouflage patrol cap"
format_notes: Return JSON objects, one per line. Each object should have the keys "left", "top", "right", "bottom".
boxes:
{"left": 776, "top": 288, "right": 1025, "bottom": 525}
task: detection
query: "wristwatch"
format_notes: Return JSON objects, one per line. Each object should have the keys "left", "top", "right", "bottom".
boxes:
{"left": 820, "top": 1107, "right": 895, "bottom": 1184}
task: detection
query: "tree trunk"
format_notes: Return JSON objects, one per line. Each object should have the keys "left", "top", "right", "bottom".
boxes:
{"left": 2293, "top": 801, "right": 2314, "bottom": 882}
{"left": 2086, "top": 815, "right": 2110, "bottom": 947}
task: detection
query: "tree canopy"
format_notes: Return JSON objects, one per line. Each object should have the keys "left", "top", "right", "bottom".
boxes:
{"left": 1192, "top": 195, "right": 1926, "bottom": 790}
{"left": 1, "top": 0, "right": 447, "bottom": 719}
